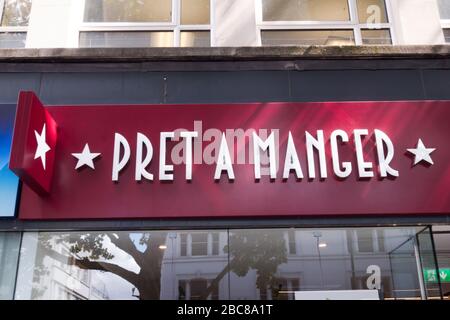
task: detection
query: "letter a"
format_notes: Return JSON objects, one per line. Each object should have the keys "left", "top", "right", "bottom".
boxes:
{"left": 282, "top": 132, "right": 303, "bottom": 179}
{"left": 214, "top": 133, "right": 235, "bottom": 180}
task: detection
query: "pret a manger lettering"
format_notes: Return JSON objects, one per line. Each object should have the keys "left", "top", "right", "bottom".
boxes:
{"left": 110, "top": 126, "right": 400, "bottom": 182}
{"left": 10, "top": 93, "right": 445, "bottom": 220}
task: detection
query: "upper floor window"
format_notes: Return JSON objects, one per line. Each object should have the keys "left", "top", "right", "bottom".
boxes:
{"left": 444, "top": 29, "right": 450, "bottom": 43}
{"left": 79, "top": 0, "right": 211, "bottom": 48}
{"left": 286, "top": 229, "right": 296, "bottom": 255}
{"left": 178, "top": 278, "right": 219, "bottom": 300}
{"left": 356, "top": 229, "right": 374, "bottom": 252}
{"left": 437, "top": 0, "right": 450, "bottom": 43}
{"left": 179, "top": 232, "right": 221, "bottom": 257}
{"left": 84, "top": 0, "right": 172, "bottom": 23}
{"left": 191, "top": 233, "right": 209, "bottom": 256}
{"left": 438, "top": 0, "right": 450, "bottom": 19}
{"left": 0, "top": 0, "right": 31, "bottom": 48}
{"left": 258, "top": 0, "right": 394, "bottom": 46}
{"left": 355, "top": 229, "right": 385, "bottom": 253}
{"left": 262, "top": 0, "right": 351, "bottom": 21}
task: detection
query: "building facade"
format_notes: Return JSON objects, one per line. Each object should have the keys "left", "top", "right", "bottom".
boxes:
{"left": 0, "top": 0, "right": 450, "bottom": 301}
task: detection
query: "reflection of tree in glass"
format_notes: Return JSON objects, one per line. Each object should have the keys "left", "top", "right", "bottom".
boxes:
{"left": 38, "top": 230, "right": 287, "bottom": 300}
{"left": 200, "top": 230, "right": 287, "bottom": 299}
{"left": 101, "top": 0, "right": 146, "bottom": 22}
{"left": 39, "top": 232, "right": 167, "bottom": 300}
{"left": 1, "top": 0, "right": 32, "bottom": 26}
{"left": 85, "top": 0, "right": 171, "bottom": 23}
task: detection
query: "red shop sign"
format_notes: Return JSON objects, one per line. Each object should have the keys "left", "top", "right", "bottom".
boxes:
{"left": 9, "top": 91, "right": 450, "bottom": 220}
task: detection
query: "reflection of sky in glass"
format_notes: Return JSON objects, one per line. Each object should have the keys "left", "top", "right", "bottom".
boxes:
{"left": 91, "top": 270, "right": 138, "bottom": 300}
{"left": 130, "top": 233, "right": 147, "bottom": 252}
{"left": 0, "top": 104, "right": 19, "bottom": 217}
{"left": 88, "top": 234, "right": 142, "bottom": 300}
{"left": 93, "top": 235, "right": 141, "bottom": 274}
{"left": 90, "top": 233, "right": 171, "bottom": 299}
{"left": 90, "top": 240, "right": 140, "bottom": 300}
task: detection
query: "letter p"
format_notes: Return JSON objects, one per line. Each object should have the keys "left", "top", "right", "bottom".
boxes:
{"left": 112, "top": 133, "right": 131, "bottom": 181}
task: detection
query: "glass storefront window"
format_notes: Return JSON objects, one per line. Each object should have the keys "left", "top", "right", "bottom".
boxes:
{"left": 417, "top": 228, "right": 442, "bottom": 299}
{"left": 12, "top": 227, "right": 440, "bottom": 300}
{"left": 262, "top": 0, "right": 350, "bottom": 21}
{"left": 14, "top": 230, "right": 229, "bottom": 300}
{"left": 432, "top": 227, "right": 450, "bottom": 300}
{"left": 228, "top": 227, "right": 435, "bottom": 300}
{"left": 0, "top": 232, "right": 21, "bottom": 299}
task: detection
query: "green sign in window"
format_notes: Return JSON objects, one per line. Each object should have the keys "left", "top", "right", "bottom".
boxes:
{"left": 423, "top": 268, "right": 450, "bottom": 283}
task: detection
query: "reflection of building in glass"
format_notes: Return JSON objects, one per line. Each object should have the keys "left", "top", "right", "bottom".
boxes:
{"left": 158, "top": 228, "right": 422, "bottom": 300}
{"left": 178, "top": 279, "right": 219, "bottom": 300}
{"left": 18, "top": 238, "right": 110, "bottom": 300}
{"left": 161, "top": 231, "right": 228, "bottom": 300}
{"left": 11, "top": 227, "right": 440, "bottom": 300}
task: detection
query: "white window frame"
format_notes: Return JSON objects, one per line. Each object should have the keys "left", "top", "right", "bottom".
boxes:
{"left": 178, "top": 277, "right": 219, "bottom": 300}
{"left": 0, "top": 0, "right": 30, "bottom": 46}
{"left": 353, "top": 229, "right": 387, "bottom": 253}
{"left": 178, "top": 232, "right": 224, "bottom": 257}
{"left": 256, "top": 0, "right": 396, "bottom": 46}
{"left": 77, "top": 0, "right": 214, "bottom": 47}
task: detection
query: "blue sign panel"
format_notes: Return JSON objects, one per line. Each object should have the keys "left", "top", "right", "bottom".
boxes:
{"left": 0, "top": 104, "right": 19, "bottom": 217}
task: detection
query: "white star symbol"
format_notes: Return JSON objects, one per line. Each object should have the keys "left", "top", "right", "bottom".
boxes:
{"left": 407, "top": 139, "right": 436, "bottom": 166}
{"left": 72, "top": 144, "right": 101, "bottom": 170}
{"left": 34, "top": 124, "right": 51, "bottom": 170}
